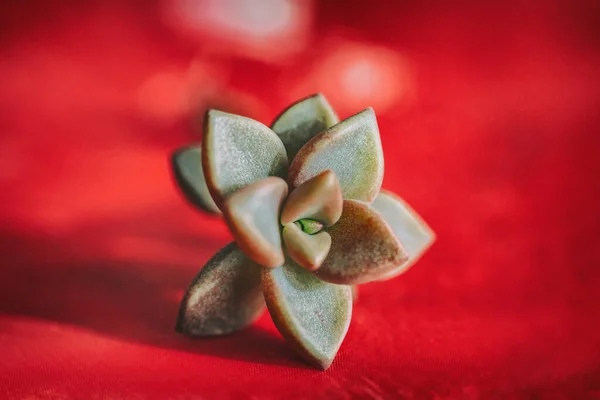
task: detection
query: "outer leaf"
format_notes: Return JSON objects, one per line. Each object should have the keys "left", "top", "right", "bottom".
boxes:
{"left": 171, "top": 145, "right": 221, "bottom": 214}
{"left": 222, "top": 177, "right": 288, "bottom": 268}
{"left": 280, "top": 169, "right": 343, "bottom": 227}
{"left": 282, "top": 223, "right": 332, "bottom": 271}
{"left": 371, "top": 190, "right": 436, "bottom": 280}
{"left": 176, "top": 242, "right": 265, "bottom": 336}
{"left": 202, "top": 109, "right": 288, "bottom": 207}
{"left": 262, "top": 259, "right": 352, "bottom": 370}
{"left": 288, "top": 108, "right": 383, "bottom": 203}
{"left": 271, "top": 93, "right": 339, "bottom": 161}
{"left": 315, "top": 200, "right": 409, "bottom": 285}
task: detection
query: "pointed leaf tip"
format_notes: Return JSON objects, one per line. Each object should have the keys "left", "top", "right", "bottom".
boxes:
{"left": 203, "top": 109, "right": 288, "bottom": 207}
{"left": 262, "top": 259, "right": 352, "bottom": 370}
{"left": 176, "top": 242, "right": 265, "bottom": 336}
{"left": 281, "top": 169, "right": 343, "bottom": 227}
{"left": 282, "top": 222, "right": 332, "bottom": 271}
{"left": 272, "top": 94, "right": 339, "bottom": 161}
{"left": 371, "top": 191, "right": 436, "bottom": 280}
{"left": 316, "top": 200, "right": 409, "bottom": 285}
{"left": 288, "top": 108, "right": 384, "bottom": 203}
{"left": 171, "top": 145, "right": 221, "bottom": 214}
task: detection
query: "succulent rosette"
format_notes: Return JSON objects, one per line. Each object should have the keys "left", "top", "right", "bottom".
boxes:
{"left": 171, "top": 94, "right": 435, "bottom": 370}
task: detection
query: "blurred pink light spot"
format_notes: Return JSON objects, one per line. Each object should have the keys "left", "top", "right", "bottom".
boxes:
{"left": 204, "top": 0, "right": 295, "bottom": 38}
{"left": 161, "top": 0, "right": 313, "bottom": 62}
{"left": 290, "top": 43, "right": 413, "bottom": 114}
{"left": 341, "top": 59, "right": 389, "bottom": 103}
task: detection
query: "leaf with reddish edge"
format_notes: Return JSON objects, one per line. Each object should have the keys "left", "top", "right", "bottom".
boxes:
{"left": 288, "top": 108, "right": 383, "bottom": 203}
{"left": 202, "top": 109, "right": 288, "bottom": 208}
{"left": 222, "top": 177, "right": 288, "bottom": 268}
{"left": 176, "top": 242, "right": 265, "bottom": 336}
{"left": 281, "top": 169, "right": 343, "bottom": 227}
{"left": 271, "top": 93, "right": 339, "bottom": 161}
{"left": 315, "top": 200, "right": 409, "bottom": 285}
{"left": 371, "top": 190, "right": 436, "bottom": 280}
{"left": 262, "top": 259, "right": 352, "bottom": 370}
{"left": 282, "top": 222, "right": 332, "bottom": 271}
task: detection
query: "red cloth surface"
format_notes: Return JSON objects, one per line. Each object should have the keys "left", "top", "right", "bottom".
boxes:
{"left": 1, "top": 1, "right": 599, "bottom": 398}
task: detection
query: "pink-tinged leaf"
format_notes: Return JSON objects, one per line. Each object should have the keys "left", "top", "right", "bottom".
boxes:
{"left": 288, "top": 108, "right": 383, "bottom": 203}
{"left": 271, "top": 93, "right": 339, "bottom": 161}
{"left": 202, "top": 109, "right": 288, "bottom": 207}
{"left": 176, "top": 242, "right": 265, "bottom": 336}
{"left": 282, "top": 222, "right": 332, "bottom": 271}
{"left": 280, "top": 169, "right": 343, "bottom": 227}
{"left": 222, "top": 177, "right": 288, "bottom": 268}
{"left": 371, "top": 190, "right": 436, "bottom": 280}
{"left": 316, "top": 200, "right": 409, "bottom": 285}
{"left": 262, "top": 259, "right": 352, "bottom": 370}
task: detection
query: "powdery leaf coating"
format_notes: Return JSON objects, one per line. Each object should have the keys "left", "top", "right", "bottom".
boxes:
{"left": 282, "top": 222, "right": 332, "bottom": 271}
{"left": 262, "top": 259, "right": 352, "bottom": 370}
{"left": 171, "top": 145, "right": 221, "bottom": 214}
{"left": 280, "top": 169, "right": 343, "bottom": 227}
{"left": 315, "top": 200, "right": 409, "bottom": 285}
{"left": 176, "top": 242, "right": 265, "bottom": 336}
{"left": 203, "top": 109, "right": 288, "bottom": 207}
{"left": 288, "top": 108, "right": 384, "bottom": 203}
{"left": 222, "top": 177, "right": 288, "bottom": 268}
{"left": 371, "top": 190, "right": 436, "bottom": 280}
{"left": 271, "top": 93, "right": 339, "bottom": 161}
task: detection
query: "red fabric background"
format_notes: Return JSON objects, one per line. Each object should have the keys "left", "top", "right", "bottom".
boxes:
{"left": 1, "top": 1, "right": 599, "bottom": 398}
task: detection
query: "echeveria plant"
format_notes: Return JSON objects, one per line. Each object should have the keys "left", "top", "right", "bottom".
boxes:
{"left": 171, "top": 94, "right": 435, "bottom": 370}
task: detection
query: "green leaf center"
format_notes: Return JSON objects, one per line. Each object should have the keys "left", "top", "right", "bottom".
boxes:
{"left": 293, "top": 219, "right": 324, "bottom": 235}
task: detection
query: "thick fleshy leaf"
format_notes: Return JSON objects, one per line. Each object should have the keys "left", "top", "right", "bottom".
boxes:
{"left": 171, "top": 145, "right": 221, "bottom": 214}
{"left": 288, "top": 108, "right": 383, "bottom": 203}
{"left": 280, "top": 169, "right": 343, "bottom": 227}
{"left": 202, "top": 109, "right": 288, "bottom": 207}
{"left": 371, "top": 190, "right": 436, "bottom": 280}
{"left": 222, "top": 177, "right": 288, "bottom": 268}
{"left": 282, "top": 222, "right": 332, "bottom": 271}
{"left": 271, "top": 93, "right": 339, "bottom": 161}
{"left": 262, "top": 259, "right": 352, "bottom": 370}
{"left": 176, "top": 242, "right": 265, "bottom": 336}
{"left": 315, "top": 200, "right": 409, "bottom": 285}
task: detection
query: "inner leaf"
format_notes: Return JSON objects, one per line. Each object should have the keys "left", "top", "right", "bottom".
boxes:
{"left": 294, "top": 218, "right": 324, "bottom": 235}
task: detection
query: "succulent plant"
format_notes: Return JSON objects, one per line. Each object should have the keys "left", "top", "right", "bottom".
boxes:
{"left": 171, "top": 94, "right": 435, "bottom": 370}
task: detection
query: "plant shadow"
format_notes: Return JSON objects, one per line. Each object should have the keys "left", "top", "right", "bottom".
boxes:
{"left": 0, "top": 209, "right": 309, "bottom": 370}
